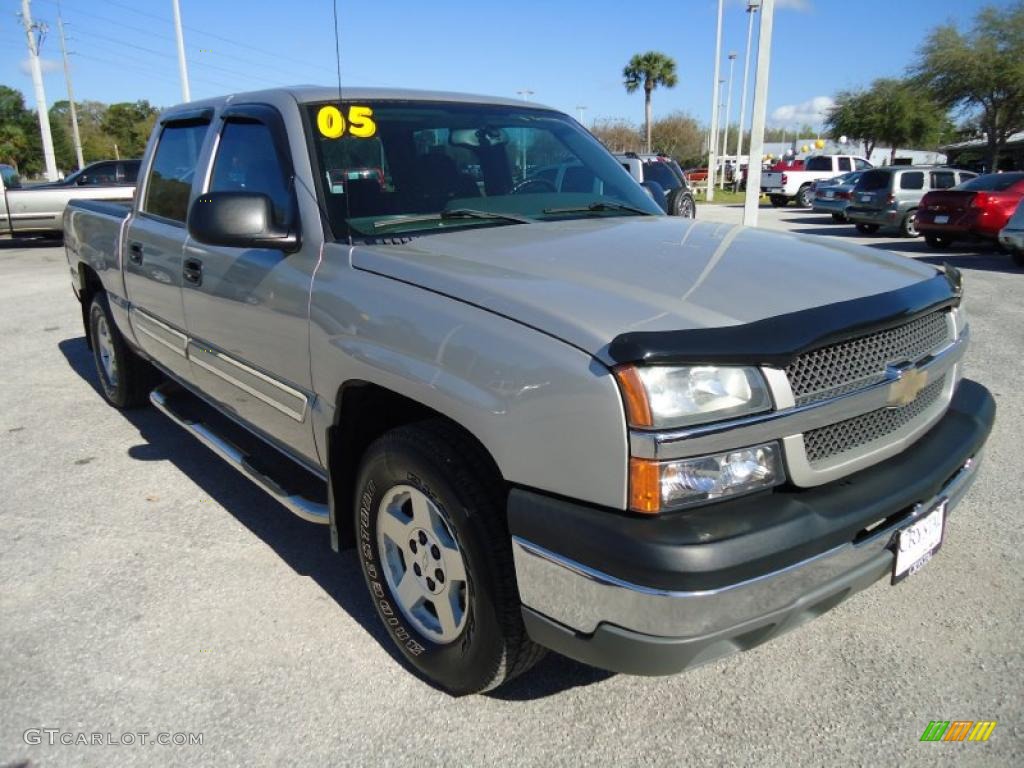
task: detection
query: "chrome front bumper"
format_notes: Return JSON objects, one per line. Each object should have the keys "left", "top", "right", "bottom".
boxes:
{"left": 513, "top": 452, "right": 981, "bottom": 641}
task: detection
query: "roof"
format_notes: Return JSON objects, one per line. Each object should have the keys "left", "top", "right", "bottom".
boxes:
{"left": 167, "top": 85, "right": 554, "bottom": 113}
{"left": 941, "top": 130, "right": 1024, "bottom": 151}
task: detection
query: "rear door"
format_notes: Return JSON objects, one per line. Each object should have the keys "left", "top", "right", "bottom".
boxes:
{"left": 181, "top": 104, "right": 318, "bottom": 461}
{"left": 123, "top": 112, "right": 212, "bottom": 380}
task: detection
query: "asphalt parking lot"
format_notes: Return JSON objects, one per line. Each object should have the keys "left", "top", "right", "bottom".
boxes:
{"left": 1, "top": 209, "right": 1022, "bottom": 767}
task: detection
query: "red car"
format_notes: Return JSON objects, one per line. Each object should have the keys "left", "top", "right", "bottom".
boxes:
{"left": 917, "top": 171, "right": 1024, "bottom": 248}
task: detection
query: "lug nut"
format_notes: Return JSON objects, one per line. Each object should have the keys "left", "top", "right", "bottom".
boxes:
{"left": 418, "top": 531, "right": 428, "bottom": 545}
{"left": 430, "top": 545, "right": 441, "bottom": 560}
{"left": 426, "top": 577, "right": 436, "bottom": 590}
{"left": 435, "top": 569, "right": 445, "bottom": 584}
{"left": 413, "top": 563, "right": 421, "bottom": 577}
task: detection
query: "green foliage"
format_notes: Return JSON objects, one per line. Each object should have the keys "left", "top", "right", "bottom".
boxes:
{"left": 623, "top": 51, "right": 679, "bottom": 152}
{"left": 1, "top": 85, "right": 161, "bottom": 177}
{"left": 590, "top": 118, "right": 644, "bottom": 153}
{"left": 651, "top": 112, "right": 704, "bottom": 165}
{"left": 912, "top": 2, "right": 1024, "bottom": 170}
{"left": 826, "top": 79, "right": 949, "bottom": 160}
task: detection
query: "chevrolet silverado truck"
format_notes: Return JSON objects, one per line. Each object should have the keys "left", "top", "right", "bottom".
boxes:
{"left": 1, "top": 159, "right": 139, "bottom": 237}
{"left": 64, "top": 87, "right": 994, "bottom": 695}
{"left": 762, "top": 154, "right": 872, "bottom": 208}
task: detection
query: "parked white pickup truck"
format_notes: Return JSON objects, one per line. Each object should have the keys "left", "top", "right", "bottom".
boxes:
{"left": 762, "top": 155, "right": 872, "bottom": 208}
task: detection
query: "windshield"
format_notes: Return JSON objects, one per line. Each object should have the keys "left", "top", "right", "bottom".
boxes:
{"left": 957, "top": 172, "right": 1024, "bottom": 192}
{"left": 306, "top": 101, "right": 662, "bottom": 238}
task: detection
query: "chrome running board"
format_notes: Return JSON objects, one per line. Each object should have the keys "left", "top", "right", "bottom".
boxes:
{"left": 150, "top": 382, "right": 329, "bottom": 524}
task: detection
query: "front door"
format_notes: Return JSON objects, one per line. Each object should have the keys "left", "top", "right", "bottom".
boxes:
{"left": 181, "top": 105, "right": 319, "bottom": 464}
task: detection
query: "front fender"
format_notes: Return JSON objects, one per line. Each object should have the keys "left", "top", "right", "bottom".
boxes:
{"left": 309, "top": 257, "right": 629, "bottom": 510}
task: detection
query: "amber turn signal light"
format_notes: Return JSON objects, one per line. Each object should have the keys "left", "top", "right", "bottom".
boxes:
{"left": 614, "top": 365, "right": 653, "bottom": 428}
{"left": 629, "top": 458, "right": 661, "bottom": 514}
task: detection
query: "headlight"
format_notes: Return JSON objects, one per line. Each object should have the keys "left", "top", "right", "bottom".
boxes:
{"left": 630, "top": 442, "right": 785, "bottom": 513}
{"left": 616, "top": 364, "right": 772, "bottom": 429}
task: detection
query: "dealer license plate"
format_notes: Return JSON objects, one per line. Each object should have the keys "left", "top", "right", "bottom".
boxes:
{"left": 860, "top": 193, "right": 872, "bottom": 202}
{"left": 892, "top": 500, "right": 946, "bottom": 584}
{"left": 825, "top": 190, "right": 835, "bottom": 199}
{"left": 767, "top": 187, "right": 783, "bottom": 193}
{"left": 934, "top": 215, "right": 949, "bottom": 224}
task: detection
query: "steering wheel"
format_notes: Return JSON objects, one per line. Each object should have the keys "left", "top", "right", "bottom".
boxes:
{"left": 511, "top": 178, "right": 558, "bottom": 195}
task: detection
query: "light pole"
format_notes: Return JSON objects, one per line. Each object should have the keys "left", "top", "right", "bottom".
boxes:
{"left": 516, "top": 89, "right": 534, "bottom": 180}
{"left": 734, "top": 2, "right": 760, "bottom": 187}
{"left": 720, "top": 52, "right": 737, "bottom": 189}
{"left": 706, "top": 0, "right": 724, "bottom": 201}
{"left": 171, "top": 0, "right": 190, "bottom": 102}
{"left": 743, "top": 0, "right": 775, "bottom": 226}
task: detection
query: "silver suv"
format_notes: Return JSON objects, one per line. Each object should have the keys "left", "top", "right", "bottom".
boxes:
{"left": 615, "top": 152, "right": 696, "bottom": 217}
{"left": 847, "top": 166, "right": 977, "bottom": 237}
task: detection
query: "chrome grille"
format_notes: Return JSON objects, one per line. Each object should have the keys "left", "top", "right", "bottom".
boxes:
{"left": 803, "top": 376, "right": 946, "bottom": 465}
{"left": 786, "top": 311, "right": 952, "bottom": 406}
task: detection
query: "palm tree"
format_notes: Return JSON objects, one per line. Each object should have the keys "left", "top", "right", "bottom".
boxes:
{"left": 623, "top": 52, "right": 679, "bottom": 153}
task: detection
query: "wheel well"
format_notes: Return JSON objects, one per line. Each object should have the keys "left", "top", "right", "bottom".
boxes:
{"left": 327, "top": 382, "right": 504, "bottom": 550}
{"left": 79, "top": 264, "right": 103, "bottom": 350}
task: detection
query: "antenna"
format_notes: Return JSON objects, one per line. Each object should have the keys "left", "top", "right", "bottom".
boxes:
{"left": 332, "top": 0, "right": 353, "bottom": 245}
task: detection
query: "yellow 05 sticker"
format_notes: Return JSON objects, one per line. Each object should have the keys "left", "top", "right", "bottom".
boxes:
{"left": 317, "top": 105, "right": 377, "bottom": 139}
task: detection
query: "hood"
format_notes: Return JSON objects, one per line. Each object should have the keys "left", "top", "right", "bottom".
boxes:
{"left": 351, "top": 216, "right": 940, "bottom": 364}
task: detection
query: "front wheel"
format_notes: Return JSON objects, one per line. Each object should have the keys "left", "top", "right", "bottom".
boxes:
{"left": 855, "top": 222, "right": 880, "bottom": 234}
{"left": 88, "top": 293, "right": 154, "bottom": 409}
{"left": 769, "top": 195, "right": 789, "bottom": 208}
{"left": 1011, "top": 249, "right": 1024, "bottom": 268}
{"left": 355, "top": 421, "right": 544, "bottom": 694}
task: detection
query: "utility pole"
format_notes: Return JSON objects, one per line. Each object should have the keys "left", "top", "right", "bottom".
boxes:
{"left": 57, "top": 11, "right": 84, "bottom": 170}
{"left": 720, "top": 52, "right": 737, "bottom": 189}
{"left": 20, "top": 0, "right": 58, "bottom": 181}
{"left": 706, "top": 0, "right": 724, "bottom": 201}
{"left": 743, "top": 0, "right": 775, "bottom": 227}
{"left": 576, "top": 105, "right": 587, "bottom": 125}
{"left": 172, "top": 0, "right": 191, "bottom": 102}
{"left": 735, "top": 2, "right": 759, "bottom": 183}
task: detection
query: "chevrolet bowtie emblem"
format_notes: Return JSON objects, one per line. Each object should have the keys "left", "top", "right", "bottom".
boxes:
{"left": 887, "top": 367, "right": 929, "bottom": 407}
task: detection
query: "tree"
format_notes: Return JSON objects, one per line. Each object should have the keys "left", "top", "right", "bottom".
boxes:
{"left": 651, "top": 112, "right": 704, "bottom": 166}
{"left": 590, "top": 118, "right": 644, "bottom": 153}
{"left": 825, "top": 79, "right": 949, "bottom": 162}
{"left": 623, "top": 52, "right": 678, "bottom": 153}
{"left": 912, "top": 2, "right": 1024, "bottom": 171}
{"left": 102, "top": 100, "right": 159, "bottom": 158}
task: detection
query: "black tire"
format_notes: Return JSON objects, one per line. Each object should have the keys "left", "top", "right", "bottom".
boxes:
{"left": 354, "top": 421, "right": 544, "bottom": 695}
{"left": 831, "top": 212, "right": 846, "bottom": 223}
{"left": 900, "top": 209, "right": 919, "bottom": 238}
{"left": 796, "top": 185, "right": 813, "bottom": 208}
{"left": 855, "top": 222, "right": 880, "bottom": 234}
{"left": 669, "top": 189, "right": 696, "bottom": 218}
{"left": 1012, "top": 249, "right": 1024, "bottom": 268}
{"left": 88, "top": 293, "right": 154, "bottom": 409}
{"left": 769, "top": 195, "right": 789, "bottom": 208}
{"left": 925, "top": 233, "right": 954, "bottom": 249}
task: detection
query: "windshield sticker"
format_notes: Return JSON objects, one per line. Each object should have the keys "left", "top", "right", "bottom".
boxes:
{"left": 317, "top": 105, "right": 377, "bottom": 139}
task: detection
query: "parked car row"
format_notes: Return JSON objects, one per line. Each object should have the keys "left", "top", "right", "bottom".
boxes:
{"left": 803, "top": 164, "right": 1024, "bottom": 267}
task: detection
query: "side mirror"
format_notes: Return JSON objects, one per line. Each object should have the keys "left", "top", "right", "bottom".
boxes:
{"left": 187, "top": 192, "right": 300, "bottom": 252}
{"left": 640, "top": 180, "right": 668, "bottom": 213}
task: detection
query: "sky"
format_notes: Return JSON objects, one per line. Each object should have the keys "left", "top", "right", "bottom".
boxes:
{"left": 1, "top": 0, "right": 1014, "bottom": 129}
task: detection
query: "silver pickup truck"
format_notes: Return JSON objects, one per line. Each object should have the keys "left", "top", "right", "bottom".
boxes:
{"left": 64, "top": 86, "right": 994, "bottom": 695}
{"left": 2, "top": 160, "right": 138, "bottom": 236}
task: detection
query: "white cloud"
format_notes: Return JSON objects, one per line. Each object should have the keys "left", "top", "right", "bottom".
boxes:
{"left": 19, "top": 57, "right": 61, "bottom": 76}
{"left": 770, "top": 96, "right": 834, "bottom": 127}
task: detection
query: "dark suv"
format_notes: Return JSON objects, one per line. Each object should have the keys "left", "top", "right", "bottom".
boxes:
{"left": 615, "top": 152, "right": 696, "bottom": 218}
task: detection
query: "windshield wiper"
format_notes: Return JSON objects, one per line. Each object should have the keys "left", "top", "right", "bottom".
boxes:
{"left": 372, "top": 208, "right": 533, "bottom": 230}
{"left": 541, "top": 201, "right": 655, "bottom": 217}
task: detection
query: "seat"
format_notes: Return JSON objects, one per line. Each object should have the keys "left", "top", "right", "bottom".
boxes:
{"left": 414, "top": 153, "right": 479, "bottom": 208}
